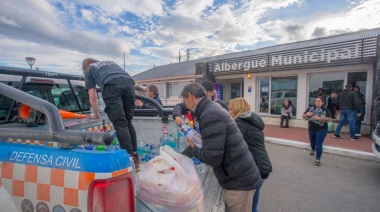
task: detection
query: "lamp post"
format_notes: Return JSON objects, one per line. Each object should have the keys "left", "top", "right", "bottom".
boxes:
{"left": 25, "top": 57, "right": 36, "bottom": 70}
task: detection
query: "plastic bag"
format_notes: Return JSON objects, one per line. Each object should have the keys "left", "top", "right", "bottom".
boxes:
{"left": 136, "top": 146, "right": 204, "bottom": 211}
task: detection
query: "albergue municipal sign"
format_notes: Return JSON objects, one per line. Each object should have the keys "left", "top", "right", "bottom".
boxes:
{"left": 213, "top": 43, "right": 360, "bottom": 72}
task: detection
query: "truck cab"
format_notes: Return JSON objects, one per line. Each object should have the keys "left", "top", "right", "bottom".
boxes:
{"left": 0, "top": 66, "right": 137, "bottom": 211}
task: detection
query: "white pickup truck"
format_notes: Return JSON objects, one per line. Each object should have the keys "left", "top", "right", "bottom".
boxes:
{"left": 0, "top": 66, "right": 223, "bottom": 212}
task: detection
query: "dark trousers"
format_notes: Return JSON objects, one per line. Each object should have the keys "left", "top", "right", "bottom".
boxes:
{"left": 308, "top": 129, "right": 328, "bottom": 159}
{"left": 102, "top": 77, "right": 136, "bottom": 154}
{"left": 280, "top": 115, "right": 289, "bottom": 127}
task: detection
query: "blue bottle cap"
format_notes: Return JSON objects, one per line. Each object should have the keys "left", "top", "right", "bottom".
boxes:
{"left": 192, "top": 157, "right": 201, "bottom": 165}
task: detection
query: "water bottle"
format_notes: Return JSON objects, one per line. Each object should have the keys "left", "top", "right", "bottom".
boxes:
{"left": 96, "top": 145, "right": 106, "bottom": 151}
{"left": 160, "top": 126, "right": 169, "bottom": 146}
{"left": 107, "top": 140, "right": 120, "bottom": 151}
{"left": 140, "top": 153, "right": 154, "bottom": 164}
{"left": 321, "top": 110, "right": 326, "bottom": 118}
{"left": 192, "top": 157, "right": 205, "bottom": 173}
{"left": 177, "top": 130, "right": 188, "bottom": 152}
{"left": 166, "top": 134, "right": 177, "bottom": 149}
{"left": 84, "top": 143, "right": 94, "bottom": 150}
{"left": 144, "top": 143, "right": 159, "bottom": 154}
{"left": 98, "top": 98, "right": 106, "bottom": 117}
{"left": 181, "top": 125, "right": 202, "bottom": 148}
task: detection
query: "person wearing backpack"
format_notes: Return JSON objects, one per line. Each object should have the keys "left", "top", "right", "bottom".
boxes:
{"left": 302, "top": 96, "right": 332, "bottom": 166}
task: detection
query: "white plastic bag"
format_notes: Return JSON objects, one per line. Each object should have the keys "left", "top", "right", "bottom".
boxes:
{"left": 136, "top": 146, "right": 204, "bottom": 211}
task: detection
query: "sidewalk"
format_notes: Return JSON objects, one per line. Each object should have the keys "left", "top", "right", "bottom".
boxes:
{"left": 263, "top": 125, "right": 379, "bottom": 161}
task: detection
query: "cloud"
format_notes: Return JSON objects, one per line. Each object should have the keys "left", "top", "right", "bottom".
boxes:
{"left": 263, "top": 0, "right": 380, "bottom": 43}
{"left": 0, "top": 0, "right": 379, "bottom": 76}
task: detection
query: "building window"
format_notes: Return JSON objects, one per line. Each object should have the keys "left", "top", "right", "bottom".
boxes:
{"left": 259, "top": 78, "right": 269, "bottom": 113}
{"left": 258, "top": 76, "right": 298, "bottom": 115}
{"left": 166, "top": 83, "right": 179, "bottom": 98}
{"left": 308, "top": 72, "right": 345, "bottom": 107}
{"left": 308, "top": 71, "right": 367, "bottom": 118}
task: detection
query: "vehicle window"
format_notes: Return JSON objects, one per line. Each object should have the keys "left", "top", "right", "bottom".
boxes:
{"left": 0, "top": 81, "right": 20, "bottom": 121}
{"left": 52, "top": 85, "right": 90, "bottom": 112}
{"left": 1, "top": 81, "right": 90, "bottom": 122}
{"left": 285, "top": 92, "right": 297, "bottom": 98}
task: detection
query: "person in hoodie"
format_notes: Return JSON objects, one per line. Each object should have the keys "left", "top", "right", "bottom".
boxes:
{"left": 228, "top": 98, "right": 272, "bottom": 212}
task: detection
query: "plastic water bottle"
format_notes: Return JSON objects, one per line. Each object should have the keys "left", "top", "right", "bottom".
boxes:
{"left": 98, "top": 98, "right": 106, "bottom": 117}
{"left": 84, "top": 144, "right": 94, "bottom": 150}
{"left": 96, "top": 145, "right": 106, "bottom": 151}
{"left": 140, "top": 153, "right": 154, "bottom": 164}
{"left": 192, "top": 157, "right": 205, "bottom": 173}
{"left": 107, "top": 140, "right": 120, "bottom": 151}
{"left": 181, "top": 125, "right": 202, "bottom": 148}
{"left": 177, "top": 130, "right": 188, "bottom": 152}
{"left": 144, "top": 143, "right": 159, "bottom": 154}
{"left": 166, "top": 134, "right": 177, "bottom": 149}
{"left": 160, "top": 127, "right": 169, "bottom": 146}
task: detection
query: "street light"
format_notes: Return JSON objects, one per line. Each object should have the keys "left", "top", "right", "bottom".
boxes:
{"left": 25, "top": 57, "right": 36, "bottom": 70}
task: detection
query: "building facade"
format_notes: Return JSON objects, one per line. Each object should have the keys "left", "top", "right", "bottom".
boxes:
{"left": 133, "top": 28, "right": 380, "bottom": 134}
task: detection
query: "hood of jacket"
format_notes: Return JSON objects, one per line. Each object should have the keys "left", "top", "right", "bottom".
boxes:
{"left": 238, "top": 111, "right": 265, "bottom": 131}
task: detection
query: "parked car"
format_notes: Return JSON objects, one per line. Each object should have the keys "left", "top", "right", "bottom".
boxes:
{"left": 372, "top": 121, "right": 380, "bottom": 159}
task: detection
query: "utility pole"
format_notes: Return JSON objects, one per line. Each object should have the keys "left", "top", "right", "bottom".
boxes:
{"left": 178, "top": 49, "right": 181, "bottom": 62}
{"left": 123, "top": 53, "right": 126, "bottom": 71}
{"left": 187, "top": 49, "right": 190, "bottom": 61}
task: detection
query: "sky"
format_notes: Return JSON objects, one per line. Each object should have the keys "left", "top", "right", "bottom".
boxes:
{"left": 0, "top": 0, "right": 379, "bottom": 76}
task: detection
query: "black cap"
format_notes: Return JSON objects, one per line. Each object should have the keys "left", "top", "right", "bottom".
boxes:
{"left": 201, "top": 81, "right": 214, "bottom": 91}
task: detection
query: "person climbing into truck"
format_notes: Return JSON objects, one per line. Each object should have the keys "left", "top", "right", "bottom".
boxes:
{"left": 82, "top": 58, "right": 139, "bottom": 169}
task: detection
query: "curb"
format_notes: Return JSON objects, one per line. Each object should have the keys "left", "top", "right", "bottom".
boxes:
{"left": 265, "top": 137, "right": 380, "bottom": 162}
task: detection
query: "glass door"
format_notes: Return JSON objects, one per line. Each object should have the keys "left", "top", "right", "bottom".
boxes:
{"left": 231, "top": 82, "right": 242, "bottom": 99}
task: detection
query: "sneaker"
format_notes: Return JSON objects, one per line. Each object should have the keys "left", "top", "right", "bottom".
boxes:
{"left": 310, "top": 150, "right": 315, "bottom": 156}
{"left": 333, "top": 135, "right": 341, "bottom": 138}
{"left": 315, "top": 159, "right": 321, "bottom": 166}
{"left": 355, "top": 134, "right": 362, "bottom": 137}
{"left": 351, "top": 137, "right": 359, "bottom": 140}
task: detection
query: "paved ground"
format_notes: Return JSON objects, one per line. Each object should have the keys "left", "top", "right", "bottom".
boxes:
{"left": 264, "top": 125, "right": 373, "bottom": 153}
{"left": 259, "top": 143, "right": 380, "bottom": 212}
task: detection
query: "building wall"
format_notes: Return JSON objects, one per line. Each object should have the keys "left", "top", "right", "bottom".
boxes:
{"left": 215, "top": 63, "right": 374, "bottom": 134}
{"left": 135, "top": 75, "right": 195, "bottom": 106}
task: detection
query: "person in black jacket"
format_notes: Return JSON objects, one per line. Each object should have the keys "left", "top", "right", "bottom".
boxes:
{"left": 228, "top": 98, "right": 272, "bottom": 212}
{"left": 181, "top": 83, "right": 262, "bottom": 212}
{"left": 333, "top": 84, "right": 362, "bottom": 140}
{"left": 172, "top": 81, "right": 228, "bottom": 126}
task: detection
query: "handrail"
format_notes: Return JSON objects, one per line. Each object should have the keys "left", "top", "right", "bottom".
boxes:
{"left": 0, "top": 83, "right": 112, "bottom": 145}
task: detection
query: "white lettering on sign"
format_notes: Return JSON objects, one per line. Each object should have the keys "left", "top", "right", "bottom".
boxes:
{"left": 214, "top": 44, "right": 360, "bottom": 72}
{"left": 9, "top": 151, "right": 81, "bottom": 169}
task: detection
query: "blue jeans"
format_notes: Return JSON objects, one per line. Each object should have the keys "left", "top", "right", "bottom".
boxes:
{"left": 309, "top": 129, "right": 328, "bottom": 159}
{"left": 355, "top": 106, "right": 365, "bottom": 134}
{"left": 252, "top": 179, "right": 265, "bottom": 212}
{"left": 334, "top": 110, "right": 357, "bottom": 139}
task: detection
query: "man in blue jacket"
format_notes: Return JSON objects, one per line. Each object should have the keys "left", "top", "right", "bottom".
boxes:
{"left": 180, "top": 82, "right": 262, "bottom": 211}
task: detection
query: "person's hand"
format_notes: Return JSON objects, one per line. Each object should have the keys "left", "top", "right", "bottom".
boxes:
{"left": 311, "top": 115, "right": 321, "bottom": 121}
{"left": 135, "top": 100, "right": 143, "bottom": 107}
{"left": 175, "top": 116, "right": 184, "bottom": 126}
{"left": 357, "top": 113, "right": 361, "bottom": 117}
{"left": 305, "top": 112, "right": 313, "bottom": 117}
{"left": 89, "top": 114, "right": 100, "bottom": 119}
{"left": 186, "top": 137, "right": 195, "bottom": 148}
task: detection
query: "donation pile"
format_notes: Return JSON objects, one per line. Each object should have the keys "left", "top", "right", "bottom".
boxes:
{"left": 136, "top": 145, "right": 204, "bottom": 211}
